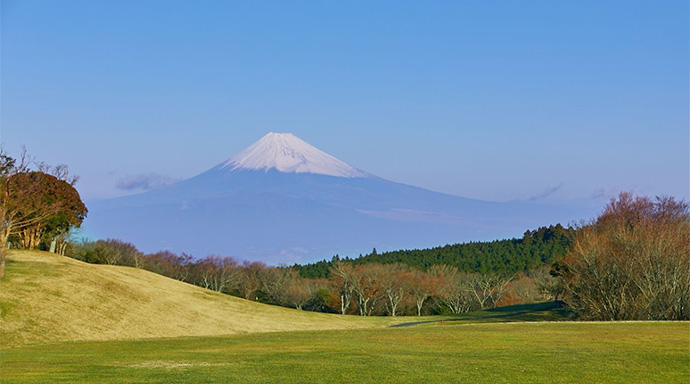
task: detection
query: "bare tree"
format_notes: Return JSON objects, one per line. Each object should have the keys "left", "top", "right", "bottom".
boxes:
{"left": 239, "top": 260, "right": 267, "bottom": 301}
{"left": 409, "top": 268, "right": 436, "bottom": 316}
{"left": 533, "top": 267, "right": 563, "bottom": 302}
{"left": 429, "top": 265, "right": 477, "bottom": 314}
{"left": 379, "top": 264, "right": 411, "bottom": 316}
{"left": 141, "top": 251, "right": 193, "bottom": 281}
{"left": 283, "top": 277, "right": 320, "bottom": 310}
{"left": 351, "top": 264, "right": 386, "bottom": 316}
{"left": 330, "top": 261, "right": 356, "bottom": 314}
{"left": 260, "top": 267, "right": 297, "bottom": 305}
{"left": 190, "top": 255, "right": 241, "bottom": 293}
{"left": 34, "top": 162, "right": 80, "bottom": 186}
{"left": 465, "top": 273, "right": 514, "bottom": 309}
{"left": 557, "top": 193, "right": 690, "bottom": 320}
{"left": 87, "top": 239, "right": 142, "bottom": 266}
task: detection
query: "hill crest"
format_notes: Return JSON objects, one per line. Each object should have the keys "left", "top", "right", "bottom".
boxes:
{"left": 0, "top": 250, "right": 394, "bottom": 346}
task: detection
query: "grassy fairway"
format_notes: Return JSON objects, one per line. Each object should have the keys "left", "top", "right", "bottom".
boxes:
{"left": 2, "top": 321, "right": 687, "bottom": 383}
{"left": 2, "top": 250, "right": 688, "bottom": 383}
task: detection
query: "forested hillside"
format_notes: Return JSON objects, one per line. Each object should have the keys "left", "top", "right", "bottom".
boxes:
{"left": 296, "top": 224, "right": 575, "bottom": 279}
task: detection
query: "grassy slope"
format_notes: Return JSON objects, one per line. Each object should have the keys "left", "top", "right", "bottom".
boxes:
{"left": 2, "top": 322, "right": 687, "bottom": 383}
{"left": 0, "top": 250, "right": 400, "bottom": 346}
{"left": 1, "top": 250, "right": 687, "bottom": 383}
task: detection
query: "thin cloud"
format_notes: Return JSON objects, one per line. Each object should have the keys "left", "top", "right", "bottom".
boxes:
{"left": 528, "top": 183, "right": 564, "bottom": 201}
{"left": 591, "top": 187, "right": 611, "bottom": 199}
{"left": 592, "top": 186, "right": 640, "bottom": 199}
{"left": 116, "top": 173, "right": 175, "bottom": 191}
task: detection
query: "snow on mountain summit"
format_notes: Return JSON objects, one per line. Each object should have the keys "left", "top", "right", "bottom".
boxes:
{"left": 220, "top": 132, "right": 371, "bottom": 178}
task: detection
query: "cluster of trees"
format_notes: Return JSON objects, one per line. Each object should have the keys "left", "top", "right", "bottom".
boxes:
{"left": 68, "top": 239, "right": 333, "bottom": 311}
{"left": 4, "top": 149, "right": 684, "bottom": 321}
{"left": 5, "top": 149, "right": 690, "bottom": 320}
{"left": 552, "top": 193, "right": 689, "bottom": 320}
{"left": 68, "top": 238, "right": 556, "bottom": 316}
{"left": 327, "top": 261, "right": 550, "bottom": 316}
{"left": 71, "top": 194, "right": 685, "bottom": 320}
{"left": 296, "top": 224, "right": 575, "bottom": 279}
{"left": 0, "top": 149, "right": 559, "bottom": 315}
{"left": 69, "top": 194, "right": 688, "bottom": 321}
{"left": 0, "top": 149, "right": 87, "bottom": 277}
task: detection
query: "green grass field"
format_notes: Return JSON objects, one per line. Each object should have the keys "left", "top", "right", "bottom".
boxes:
{"left": 2, "top": 321, "right": 687, "bottom": 383}
{"left": 1, "top": 250, "right": 688, "bottom": 383}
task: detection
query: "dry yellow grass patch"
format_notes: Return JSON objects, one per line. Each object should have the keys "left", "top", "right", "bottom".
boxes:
{"left": 0, "top": 250, "right": 396, "bottom": 346}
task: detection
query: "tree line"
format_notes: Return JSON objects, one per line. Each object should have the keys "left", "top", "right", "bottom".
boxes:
{"left": 60, "top": 194, "right": 690, "bottom": 320}
{"left": 67, "top": 238, "right": 556, "bottom": 316}
{"left": 295, "top": 224, "right": 575, "bottom": 279}
{"left": 2, "top": 149, "right": 687, "bottom": 320}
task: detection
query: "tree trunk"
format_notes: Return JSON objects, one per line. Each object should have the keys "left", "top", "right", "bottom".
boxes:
{"left": 0, "top": 225, "right": 10, "bottom": 279}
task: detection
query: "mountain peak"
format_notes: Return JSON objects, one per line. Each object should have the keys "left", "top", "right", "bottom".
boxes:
{"left": 220, "top": 132, "right": 371, "bottom": 178}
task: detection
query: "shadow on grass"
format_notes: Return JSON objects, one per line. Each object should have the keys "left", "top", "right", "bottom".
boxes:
{"left": 390, "top": 301, "right": 573, "bottom": 328}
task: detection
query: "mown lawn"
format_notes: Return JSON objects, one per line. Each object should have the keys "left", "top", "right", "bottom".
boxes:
{"left": 2, "top": 321, "right": 687, "bottom": 383}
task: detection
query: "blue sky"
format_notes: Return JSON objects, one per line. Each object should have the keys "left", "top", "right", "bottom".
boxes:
{"left": 1, "top": 1, "right": 688, "bottom": 203}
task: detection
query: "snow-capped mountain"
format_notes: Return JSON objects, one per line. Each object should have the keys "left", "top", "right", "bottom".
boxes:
{"left": 220, "top": 132, "right": 370, "bottom": 178}
{"left": 85, "top": 133, "right": 594, "bottom": 264}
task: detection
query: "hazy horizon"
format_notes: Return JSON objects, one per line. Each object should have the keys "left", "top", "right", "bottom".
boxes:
{"left": 1, "top": 1, "right": 688, "bottom": 203}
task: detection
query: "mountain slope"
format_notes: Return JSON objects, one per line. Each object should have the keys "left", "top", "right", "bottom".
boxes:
{"left": 0, "top": 251, "right": 396, "bottom": 346}
{"left": 86, "top": 133, "right": 594, "bottom": 264}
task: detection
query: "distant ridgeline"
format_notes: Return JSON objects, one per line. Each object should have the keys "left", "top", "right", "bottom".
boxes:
{"left": 295, "top": 224, "right": 576, "bottom": 279}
